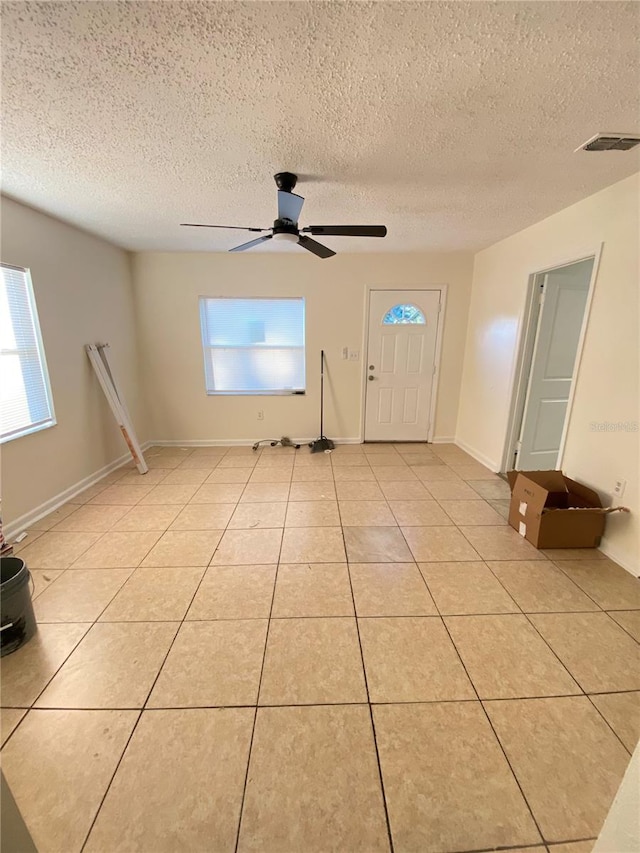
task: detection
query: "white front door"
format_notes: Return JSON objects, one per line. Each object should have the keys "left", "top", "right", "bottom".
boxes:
{"left": 517, "top": 258, "right": 593, "bottom": 470}
{"left": 364, "top": 290, "right": 441, "bottom": 442}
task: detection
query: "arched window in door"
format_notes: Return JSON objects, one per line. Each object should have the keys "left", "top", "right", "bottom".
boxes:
{"left": 382, "top": 304, "right": 426, "bottom": 324}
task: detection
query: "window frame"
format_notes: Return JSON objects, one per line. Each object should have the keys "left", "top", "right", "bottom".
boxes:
{"left": 198, "top": 296, "right": 307, "bottom": 396}
{"left": 0, "top": 264, "right": 57, "bottom": 444}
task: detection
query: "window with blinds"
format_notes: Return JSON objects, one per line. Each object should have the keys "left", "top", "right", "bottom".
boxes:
{"left": 0, "top": 265, "right": 56, "bottom": 442}
{"left": 199, "top": 297, "right": 306, "bottom": 395}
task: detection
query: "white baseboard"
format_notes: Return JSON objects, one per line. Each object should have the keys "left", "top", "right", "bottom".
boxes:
{"left": 3, "top": 442, "right": 152, "bottom": 541}
{"left": 430, "top": 436, "right": 455, "bottom": 444}
{"left": 453, "top": 437, "right": 501, "bottom": 472}
{"left": 148, "top": 437, "right": 363, "bottom": 447}
{"left": 599, "top": 536, "right": 639, "bottom": 578}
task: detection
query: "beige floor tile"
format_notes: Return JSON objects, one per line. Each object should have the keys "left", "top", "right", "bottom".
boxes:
{"left": 379, "top": 480, "right": 433, "bottom": 500}
{"left": 1, "top": 707, "right": 27, "bottom": 746}
{"left": 344, "top": 526, "right": 413, "bottom": 562}
{"left": 191, "top": 483, "right": 245, "bottom": 503}
{"left": 85, "top": 708, "right": 253, "bottom": 853}
{"left": 388, "top": 499, "right": 452, "bottom": 526}
{"left": 420, "top": 561, "right": 519, "bottom": 615}
{"left": 488, "top": 560, "right": 600, "bottom": 612}
{"left": 372, "top": 466, "right": 417, "bottom": 482}
{"left": 170, "top": 502, "right": 236, "bottom": 530}
{"left": 272, "top": 563, "right": 353, "bottom": 617}
{"left": 28, "top": 504, "right": 80, "bottom": 530}
{"left": 212, "top": 528, "right": 283, "bottom": 565}
{"left": 335, "top": 481, "right": 385, "bottom": 501}
{"left": 68, "top": 483, "right": 111, "bottom": 505}
{"left": 359, "top": 453, "right": 403, "bottom": 467}
{"left": 228, "top": 502, "right": 287, "bottom": 529}
{"left": 35, "top": 622, "right": 178, "bottom": 709}
{"left": 177, "top": 456, "right": 222, "bottom": 470}
{"left": 529, "top": 612, "right": 640, "bottom": 692}
{"left": 29, "top": 569, "right": 63, "bottom": 599}
{"left": 358, "top": 617, "right": 475, "bottom": 702}
{"left": 186, "top": 447, "right": 227, "bottom": 459}
{"left": 373, "top": 702, "right": 541, "bottom": 852}
{"left": 439, "top": 499, "right": 507, "bottom": 526}
{"left": 1, "top": 623, "right": 90, "bottom": 707}
{"left": 146, "top": 454, "right": 187, "bottom": 469}
{"left": 160, "top": 468, "right": 210, "bottom": 485}
{"left": 402, "top": 526, "right": 480, "bottom": 561}
{"left": 543, "top": 548, "right": 607, "bottom": 561}
{"left": 547, "top": 843, "right": 594, "bottom": 853}
{"left": 288, "top": 481, "right": 337, "bottom": 500}
{"left": 488, "top": 498, "right": 511, "bottom": 519}
{"left": 72, "top": 531, "right": 162, "bottom": 568}
{"left": 397, "top": 453, "right": 442, "bottom": 467}
{"left": 34, "top": 569, "right": 132, "bottom": 622}
{"left": 280, "top": 527, "right": 346, "bottom": 563}
{"left": 422, "top": 480, "right": 482, "bottom": 499}
{"left": 293, "top": 454, "right": 331, "bottom": 467}
{"left": 339, "top": 500, "right": 397, "bottom": 526}
{"left": 138, "top": 484, "right": 199, "bottom": 504}
{"left": 449, "top": 463, "right": 501, "bottom": 481}
{"left": 2, "top": 708, "right": 137, "bottom": 853}
{"left": 552, "top": 559, "right": 640, "bottom": 609}
{"left": 248, "top": 468, "right": 292, "bottom": 484}
{"left": 186, "top": 565, "right": 276, "bottom": 620}
{"left": 112, "top": 504, "right": 182, "bottom": 531}
{"left": 446, "top": 615, "right": 580, "bottom": 699}
{"left": 238, "top": 705, "right": 388, "bottom": 853}
{"left": 291, "top": 466, "right": 334, "bottom": 482}
{"left": 331, "top": 453, "right": 374, "bottom": 467}
{"left": 217, "top": 456, "right": 256, "bottom": 469}
{"left": 259, "top": 618, "right": 366, "bottom": 704}
{"left": 141, "top": 529, "right": 223, "bottom": 566}
{"left": 459, "top": 525, "right": 547, "bottom": 560}
{"left": 413, "top": 466, "right": 463, "bottom": 483}
{"left": 363, "top": 443, "right": 399, "bottom": 453}
{"left": 589, "top": 691, "right": 640, "bottom": 752}
{"left": 88, "top": 484, "right": 154, "bottom": 505}
{"left": 485, "top": 696, "right": 630, "bottom": 841}
{"left": 16, "top": 532, "right": 101, "bottom": 569}
{"left": 100, "top": 567, "right": 205, "bottom": 621}
{"left": 285, "top": 500, "right": 340, "bottom": 527}
{"left": 148, "top": 620, "right": 268, "bottom": 707}
{"left": 608, "top": 609, "right": 640, "bottom": 641}
{"left": 350, "top": 562, "right": 437, "bottom": 616}
{"left": 468, "top": 479, "right": 513, "bottom": 499}
{"left": 51, "top": 504, "right": 130, "bottom": 532}
{"left": 333, "top": 467, "right": 376, "bottom": 482}
{"left": 430, "top": 446, "right": 476, "bottom": 464}
{"left": 255, "top": 455, "right": 295, "bottom": 468}
{"left": 240, "top": 482, "right": 290, "bottom": 502}
{"left": 116, "top": 468, "right": 170, "bottom": 485}
{"left": 205, "top": 468, "right": 253, "bottom": 484}
{"left": 331, "top": 444, "right": 365, "bottom": 453}
{"left": 11, "top": 529, "right": 45, "bottom": 554}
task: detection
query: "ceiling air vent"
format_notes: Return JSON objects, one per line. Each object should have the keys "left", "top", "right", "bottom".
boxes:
{"left": 576, "top": 133, "right": 640, "bottom": 152}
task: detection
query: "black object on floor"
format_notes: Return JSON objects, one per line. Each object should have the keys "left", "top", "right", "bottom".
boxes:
{"left": 310, "top": 350, "right": 335, "bottom": 453}
{"left": 1, "top": 556, "right": 37, "bottom": 657}
{"left": 252, "top": 437, "right": 301, "bottom": 451}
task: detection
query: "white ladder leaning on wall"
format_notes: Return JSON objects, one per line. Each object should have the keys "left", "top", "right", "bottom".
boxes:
{"left": 85, "top": 343, "right": 148, "bottom": 475}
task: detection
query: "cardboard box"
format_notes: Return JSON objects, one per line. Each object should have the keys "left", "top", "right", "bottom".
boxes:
{"left": 507, "top": 470, "right": 605, "bottom": 549}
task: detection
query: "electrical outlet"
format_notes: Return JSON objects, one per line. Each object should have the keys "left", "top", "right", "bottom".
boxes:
{"left": 348, "top": 349, "right": 359, "bottom": 361}
{"left": 612, "top": 478, "right": 626, "bottom": 498}
{"left": 257, "top": 410, "right": 264, "bottom": 421}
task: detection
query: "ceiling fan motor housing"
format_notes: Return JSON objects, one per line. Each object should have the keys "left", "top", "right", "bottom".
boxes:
{"left": 273, "top": 172, "right": 298, "bottom": 193}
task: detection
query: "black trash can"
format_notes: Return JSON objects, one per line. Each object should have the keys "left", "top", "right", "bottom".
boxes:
{"left": 1, "top": 557, "right": 37, "bottom": 657}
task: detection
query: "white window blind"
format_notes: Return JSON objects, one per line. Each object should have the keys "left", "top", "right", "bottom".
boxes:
{"left": 0, "top": 264, "right": 56, "bottom": 442}
{"left": 199, "top": 297, "right": 306, "bottom": 395}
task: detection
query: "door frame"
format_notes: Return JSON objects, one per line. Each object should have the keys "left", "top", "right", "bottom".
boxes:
{"left": 360, "top": 285, "right": 447, "bottom": 443}
{"left": 501, "top": 245, "right": 603, "bottom": 473}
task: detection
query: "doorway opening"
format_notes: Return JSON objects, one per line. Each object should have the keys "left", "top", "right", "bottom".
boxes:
{"left": 363, "top": 289, "right": 444, "bottom": 442}
{"left": 504, "top": 255, "right": 598, "bottom": 472}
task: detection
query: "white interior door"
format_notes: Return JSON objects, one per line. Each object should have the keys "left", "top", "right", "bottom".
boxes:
{"left": 517, "top": 259, "right": 593, "bottom": 469}
{"left": 364, "top": 290, "right": 441, "bottom": 442}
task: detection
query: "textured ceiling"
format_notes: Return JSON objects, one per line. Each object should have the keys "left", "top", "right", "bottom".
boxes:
{"left": 1, "top": 1, "right": 639, "bottom": 253}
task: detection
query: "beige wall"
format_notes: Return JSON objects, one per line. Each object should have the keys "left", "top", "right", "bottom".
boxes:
{"left": 132, "top": 251, "right": 473, "bottom": 444}
{"left": 457, "top": 173, "right": 639, "bottom": 572}
{"left": 0, "top": 197, "right": 145, "bottom": 525}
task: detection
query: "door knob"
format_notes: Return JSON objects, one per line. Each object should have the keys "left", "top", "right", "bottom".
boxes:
{"left": 368, "top": 375, "right": 375, "bottom": 381}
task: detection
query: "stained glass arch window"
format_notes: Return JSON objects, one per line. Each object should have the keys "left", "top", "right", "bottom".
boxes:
{"left": 382, "top": 304, "right": 426, "bottom": 324}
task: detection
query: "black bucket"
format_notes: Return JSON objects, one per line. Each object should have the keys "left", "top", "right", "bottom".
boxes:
{"left": 1, "top": 557, "right": 37, "bottom": 657}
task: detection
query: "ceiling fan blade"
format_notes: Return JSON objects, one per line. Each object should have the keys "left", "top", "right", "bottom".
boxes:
{"left": 301, "top": 225, "right": 387, "bottom": 237}
{"left": 297, "top": 235, "right": 336, "bottom": 259}
{"left": 229, "top": 234, "right": 273, "bottom": 253}
{"left": 181, "top": 223, "right": 268, "bottom": 232}
{"left": 278, "top": 190, "right": 305, "bottom": 223}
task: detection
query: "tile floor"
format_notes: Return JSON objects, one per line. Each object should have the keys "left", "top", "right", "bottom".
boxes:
{"left": 2, "top": 442, "right": 639, "bottom": 853}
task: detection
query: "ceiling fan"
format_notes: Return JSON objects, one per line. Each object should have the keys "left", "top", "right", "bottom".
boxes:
{"left": 181, "top": 172, "right": 387, "bottom": 258}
